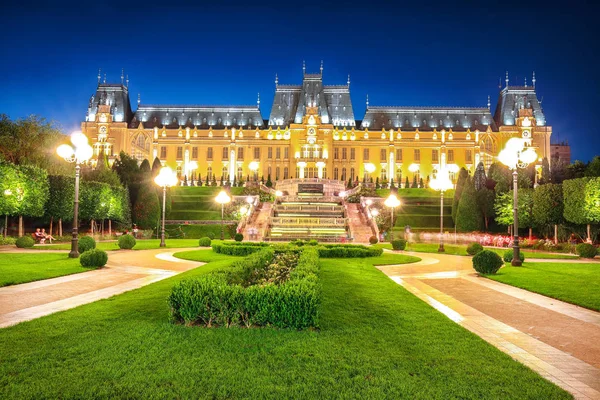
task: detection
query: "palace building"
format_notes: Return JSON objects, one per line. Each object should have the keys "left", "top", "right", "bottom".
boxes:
{"left": 81, "top": 66, "right": 551, "bottom": 186}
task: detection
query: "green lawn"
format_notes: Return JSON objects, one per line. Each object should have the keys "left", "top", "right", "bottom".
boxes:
{"left": 0, "top": 250, "right": 568, "bottom": 398}
{"left": 0, "top": 253, "right": 88, "bottom": 287}
{"left": 375, "top": 242, "right": 578, "bottom": 259}
{"left": 488, "top": 262, "right": 600, "bottom": 311}
{"left": 31, "top": 238, "right": 205, "bottom": 251}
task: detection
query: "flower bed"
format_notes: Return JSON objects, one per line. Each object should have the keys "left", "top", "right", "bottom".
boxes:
{"left": 168, "top": 247, "right": 320, "bottom": 329}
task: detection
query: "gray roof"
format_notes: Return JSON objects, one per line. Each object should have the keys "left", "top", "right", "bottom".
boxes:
{"left": 87, "top": 84, "right": 133, "bottom": 123}
{"left": 132, "top": 105, "right": 264, "bottom": 129}
{"left": 268, "top": 73, "right": 355, "bottom": 127}
{"left": 361, "top": 106, "right": 496, "bottom": 131}
{"left": 493, "top": 86, "right": 546, "bottom": 127}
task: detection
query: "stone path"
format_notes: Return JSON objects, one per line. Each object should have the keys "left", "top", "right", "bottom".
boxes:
{"left": 0, "top": 248, "right": 201, "bottom": 329}
{"left": 345, "top": 203, "right": 373, "bottom": 243}
{"left": 378, "top": 251, "right": 600, "bottom": 400}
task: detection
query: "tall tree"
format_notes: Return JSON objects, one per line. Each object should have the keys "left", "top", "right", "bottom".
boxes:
{"left": 456, "top": 177, "right": 482, "bottom": 232}
{"left": 567, "top": 160, "right": 587, "bottom": 179}
{"left": 563, "top": 177, "right": 600, "bottom": 240}
{"left": 540, "top": 157, "right": 551, "bottom": 184}
{"left": 476, "top": 187, "right": 495, "bottom": 231}
{"left": 451, "top": 168, "right": 469, "bottom": 222}
{"left": 45, "top": 175, "right": 75, "bottom": 236}
{"left": 133, "top": 183, "right": 160, "bottom": 230}
{"left": 151, "top": 157, "right": 162, "bottom": 177}
{"left": 112, "top": 151, "right": 141, "bottom": 206}
{"left": 473, "top": 162, "right": 486, "bottom": 191}
{"left": 585, "top": 156, "right": 600, "bottom": 177}
{"left": 494, "top": 188, "right": 534, "bottom": 236}
{"left": 532, "top": 183, "right": 563, "bottom": 242}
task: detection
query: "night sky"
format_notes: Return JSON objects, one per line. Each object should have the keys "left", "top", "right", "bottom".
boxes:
{"left": 1, "top": 1, "right": 598, "bottom": 161}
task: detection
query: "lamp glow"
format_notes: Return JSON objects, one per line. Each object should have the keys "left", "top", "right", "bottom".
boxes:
{"left": 70, "top": 131, "right": 88, "bottom": 147}
{"left": 75, "top": 144, "right": 93, "bottom": 162}
{"left": 364, "top": 163, "right": 376, "bottom": 173}
{"left": 408, "top": 163, "right": 420, "bottom": 173}
{"left": 248, "top": 161, "right": 259, "bottom": 171}
{"left": 57, "top": 144, "right": 75, "bottom": 159}
{"left": 384, "top": 194, "right": 401, "bottom": 240}
{"left": 215, "top": 190, "right": 232, "bottom": 240}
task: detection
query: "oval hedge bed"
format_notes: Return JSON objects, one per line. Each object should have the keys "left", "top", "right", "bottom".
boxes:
{"left": 316, "top": 244, "right": 383, "bottom": 258}
{"left": 169, "top": 247, "right": 320, "bottom": 329}
{"left": 211, "top": 242, "right": 270, "bottom": 256}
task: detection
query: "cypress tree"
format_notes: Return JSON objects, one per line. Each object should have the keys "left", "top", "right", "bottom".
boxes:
{"left": 375, "top": 177, "right": 380, "bottom": 189}
{"left": 266, "top": 174, "right": 273, "bottom": 187}
{"left": 419, "top": 177, "right": 424, "bottom": 188}
{"left": 452, "top": 168, "right": 469, "bottom": 222}
{"left": 405, "top": 176, "right": 410, "bottom": 189}
{"left": 456, "top": 177, "right": 482, "bottom": 232}
{"left": 411, "top": 176, "right": 418, "bottom": 188}
{"left": 540, "top": 157, "right": 551, "bottom": 184}
{"left": 205, "top": 174, "right": 210, "bottom": 186}
{"left": 151, "top": 157, "right": 162, "bottom": 177}
{"left": 473, "top": 162, "right": 487, "bottom": 191}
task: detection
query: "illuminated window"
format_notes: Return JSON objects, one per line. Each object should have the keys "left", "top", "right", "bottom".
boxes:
{"left": 237, "top": 167, "right": 243, "bottom": 180}
{"left": 380, "top": 149, "right": 386, "bottom": 161}
{"left": 176, "top": 147, "right": 183, "bottom": 159}
{"left": 237, "top": 147, "right": 244, "bottom": 160}
{"left": 222, "top": 166, "right": 228, "bottom": 180}
{"left": 192, "top": 147, "right": 198, "bottom": 158}
{"left": 350, "top": 148, "right": 355, "bottom": 160}
{"left": 254, "top": 147, "right": 260, "bottom": 159}
{"left": 276, "top": 147, "right": 281, "bottom": 159}
{"left": 176, "top": 165, "right": 182, "bottom": 177}
{"left": 381, "top": 168, "right": 387, "bottom": 180}
{"left": 465, "top": 150, "right": 472, "bottom": 162}
{"left": 222, "top": 148, "right": 228, "bottom": 160}
{"left": 363, "top": 148, "right": 369, "bottom": 161}
{"left": 342, "top": 148, "right": 347, "bottom": 160}
{"left": 396, "top": 149, "right": 402, "bottom": 161}
{"left": 432, "top": 149, "right": 438, "bottom": 162}
{"left": 207, "top": 147, "right": 213, "bottom": 160}
{"left": 160, "top": 146, "right": 167, "bottom": 159}
{"left": 268, "top": 147, "right": 273, "bottom": 159}
{"left": 414, "top": 149, "right": 420, "bottom": 162}
{"left": 448, "top": 150, "right": 454, "bottom": 162}
{"left": 207, "top": 166, "right": 212, "bottom": 180}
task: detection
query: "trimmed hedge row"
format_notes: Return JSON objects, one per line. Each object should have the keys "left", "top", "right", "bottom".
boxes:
{"left": 168, "top": 247, "right": 320, "bottom": 329}
{"left": 316, "top": 244, "right": 383, "bottom": 258}
{"left": 212, "top": 242, "right": 269, "bottom": 256}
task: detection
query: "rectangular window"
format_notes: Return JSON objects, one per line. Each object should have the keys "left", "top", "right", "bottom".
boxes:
{"left": 192, "top": 147, "right": 198, "bottom": 159}
{"left": 448, "top": 150, "right": 454, "bottom": 162}
{"left": 396, "top": 149, "right": 402, "bottom": 161}
{"left": 176, "top": 147, "right": 183, "bottom": 159}
{"left": 284, "top": 147, "right": 289, "bottom": 159}
{"left": 222, "top": 148, "right": 228, "bottom": 160}
{"left": 465, "top": 150, "right": 472, "bottom": 162}
{"left": 432, "top": 149, "right": 438, "bottom": 162}
{"left": 268, "top": 147, "right": 273, "bottom": 159}
{"left": 380, "top": 149, "right": 386, "bottom": 161}
{"left": 342, "top": 148, "right": 347, "bottom": 160}
{"left": 334, "top": 148, "right": 339, "bottom": 160}
{"left": 207, "top": 147, "right": 213, "bottom": 160}
{"left": 350, "top": 148, "right": 355, "bottom": 160}
{"left": 276, "top": 147, "right": 281, "bottom": 159}
{"left": 160, "top": 146, "right": 167, "bottom": 159}
{"left": 363, "top": 148, "right": 369, "bottom": 161}
{"left": 414, "top": 149, "right": 420, "bottom": 162}
{"left": 238, "top": 147, "right": 244, "bottom": 160}
{"left": 254, "top": 147, "right": 260, "bottom": 159}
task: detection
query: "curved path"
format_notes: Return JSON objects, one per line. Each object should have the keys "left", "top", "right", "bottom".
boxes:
{"left": 0, "top": 248, "right": 201, "bottom": 329}
{"left": 379, "top": 250, "right": 600, "bottom": 400}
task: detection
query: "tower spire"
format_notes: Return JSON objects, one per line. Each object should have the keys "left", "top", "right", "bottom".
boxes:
{"left": 103, "top": 73, "right": 106, "bottom": 84}
{"left": 137, "top": 93, "right": 141, "bottom": 106}
{"left": 347, "top": 74, "right": 350, "bottom": 87}
{"left": 275, "top": 73, "right": 278, "bottom": 86}
{"left": 257, "top": 92, "right": 260, "bottom": 108}
{"left": 98, "top": 68, "right": 101, "bottom": 84}
{"left": 320, "top": 60, "right": 323, "bottom": 74}
{"left": 302, "top": 60, "right": 306, "bottom": 74}
{"left": 487, "top": 95, "right": 491, "bottom": 110}
{"left": 532, "top": 71, "right": 536, "bottom": 88}
{"left": 126, "top": 74, "right": 129, "bottom": 88}
{"left": 524, "top": 76, "right": 527, "bottom": 87}
{"left": 121, "top": 68, "right": 124, "bottom": 85}
{"left": 366, "top": 94, "right": 369, "bottom": 108}
{"left": 505, "top": 71, "right": 509, "bottom": 87}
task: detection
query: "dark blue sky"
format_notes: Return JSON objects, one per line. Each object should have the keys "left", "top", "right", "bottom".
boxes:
{"left": 1, "top": 1, "right": 598, "bottom": 161}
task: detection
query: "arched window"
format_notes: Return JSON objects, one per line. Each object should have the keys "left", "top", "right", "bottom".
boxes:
{"left": 276, "top": 167, "right": 280, "bottom": 180}
{"left": 207, "top": 166, "right": 212, "bottom": 180}
{"left": 381, "top": 168, "right": 387, "bottom": 180}
{"left": 222, "top": 166, "right": 228, "bottom": 180}
{"left": 341, "top": 168, "right": 347, "bottom": 181}
{"left": 333, "top": 168, "right": 339, "bottom": 180}
{"left": 350, "top": 168, "right": 355, "bottom": 181}
{"left": 237, "top": 167, "right": 243, "bottom": 180}
{"left": 284, "top": 167, "right": 289, "bottom": 179}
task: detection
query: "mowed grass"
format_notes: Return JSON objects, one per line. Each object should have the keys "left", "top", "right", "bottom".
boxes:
{"left": 488, "top": 262, "right": 600, "bottom": 311}
{"left": 0, "top": 250, "right": 568, "bottom": 399}
{"left": 30, "top": 239, "right": 204, "bottom": 251}
{"left": 375, "top": 242, "right": 578, "bottom": 259}
{"left": 0, "top": 253, "right": 87, "bottom": 287}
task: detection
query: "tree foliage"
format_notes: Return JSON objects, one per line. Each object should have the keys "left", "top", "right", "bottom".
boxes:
{"left": 476, "top": 187, "right": 495, "bottom": 230}
{"left": 585, "top": 156, "right": 600, "bottom": 177}
{"left": 540, "top": 157, "right": 551, "bottom": 184}
{"left": 532, "top": 183, "right": 563, "bottom": 232}
{"left": 473, "top": 162, "right": 486, "bottom": 191}
{"left": 451, "top": 168, "right": 469, "bottom": 222}
{"left": 46, "top": 175, "right": 75, "bottom": 222}
{"left": 456, "top": 177, "right": 482, "bottom": 232}
{"left": 133, "top": 183, "right": 160, "bottom": 229}
{"left": 494, "top": 188, "right": 534, "bottom": 228}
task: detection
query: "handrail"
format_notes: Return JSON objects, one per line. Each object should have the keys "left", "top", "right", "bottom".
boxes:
{"left": 270, "top": 217, "right": 347, "bottom": 226}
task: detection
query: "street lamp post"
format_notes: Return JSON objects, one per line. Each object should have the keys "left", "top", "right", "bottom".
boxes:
{"left": 384, "top": 194, "right": 401, "bottom": 241}
{"left": 498, "top": 137, "right": 538, "bottom": 266}
{"left": 215, "top": 190, "right": 231, "bottom": 240}
{"left": 430, "top": 168, "right": 453, "bottom": 252}
{"left": 154, "top": 167, "right": 178, "bottom": 247}
{"left": 56, "top": 132, "right": 93, "bottom": 258}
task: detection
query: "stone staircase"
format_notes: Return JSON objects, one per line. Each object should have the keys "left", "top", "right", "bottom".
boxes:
{"left": 345, "top": 203, "right": 375, "bottom": 243}
{"left": 243, "top": 203, "right": 272, "bottom": 241}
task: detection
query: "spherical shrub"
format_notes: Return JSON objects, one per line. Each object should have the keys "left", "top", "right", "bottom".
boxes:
{"left": 472, "top": 250, "right": 503, "bottom": 275}
{"left": 576, "top": 243, "right": 598, "bottom": 259}
{"left": 118, "top": 234, "right": 136, "bottom": 249}
{"left": 80, "top": 249, "right": 108, "bottom": 268}
{"left": 391, "top": 239, "right": 407, "bottom": 250}
{"left": 234, "top": 233, "right": 244, "bottom": 242}
{"left": 78, "top": 236, "right": 96, "bottom": 253}
{"left": 198, "top": 237, "right": 212, "bottom": 247}
{"left": 308, "top": 239, "right": 318, "bottom": 246}
{"left": 503, "top": 249, "right": 525, "bottom": 263}
{"left": 369, "top": 236, "right": 378, "bottom": 244}
{"left": 466, "top": 242, "right": 484, "bottom": 256}
{"left": 15, "top": 236, "right": 34, "bottom": 248}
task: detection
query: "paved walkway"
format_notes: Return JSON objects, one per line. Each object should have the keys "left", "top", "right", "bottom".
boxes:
{"left": 0, "top": 248, "right": 201, "bottom": 329}
{"left": 378, "top": 251, "right": 600, "bottom": 400}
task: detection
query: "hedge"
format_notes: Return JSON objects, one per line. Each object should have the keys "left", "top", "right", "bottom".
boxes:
{"left": 391, "top": 239, "right": 407, "bottom": 250}
{"left": 472, "top": 250, "right": 503, "bottom": 274}
{"left": 316, "top": 244, "right": 383, "bottom": 258}
{"left": 576, "top": 243, "right": 597, "bottom": 259}
{"left": 168, "top": 247, "right": 320, "bottom": 329}
{"left": 80, "top": 249, "right": 108, "bottom": 268}
{"left": 78, "top": 236, "right": 96, "bottom": 253}
{"left": 212, "top": 242, "right": 269, "bottom": 256}
{"left": 15, "top": 236, "right": 35, "bottom": 248}
{"left": 466, "top": 243, "right": 483, "bottom": 256}
{"left": 198, "top": 237, "right": 212, "bottom": 247}
{"left": 118, "top": 234, "right": 136, "bottom": 249}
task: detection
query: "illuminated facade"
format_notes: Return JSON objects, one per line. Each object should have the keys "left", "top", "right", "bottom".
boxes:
{"left": 81, "top": 68, "right": 551, "bottom": 185}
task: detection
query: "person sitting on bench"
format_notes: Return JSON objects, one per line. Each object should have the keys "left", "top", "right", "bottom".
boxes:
{"left": 41, "top": 228, "right": 55, "bottom": 244}
{"left": 33, "top": 228, "right": 46, "bottom": 244}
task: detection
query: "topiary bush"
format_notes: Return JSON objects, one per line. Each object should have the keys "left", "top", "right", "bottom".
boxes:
{"left": 198, "top": 237, "right": 212, "bottom": 247}
{"left": 80, "top": 249, "right": 108, "bottom": 268}
{"left": 118, "top": 234, "right": 136, "bottom": 249}
{"left": 78, "top": 236, "right": 96, "bottom": 253}
{"left": 307, "top": 239, "right": 318, "bottom": 246}
{"left": 234, "top": 233, "right": 244, "bottom": 242}
{"left": 212, "top": 242, "right": 269, "bottom": 256}
{"left": 0, "top": 236, "right": 16, "bottom": 246}
{"left": 15, "top": 236, "right": 34, "bottom": 248}
{"left": 317, "top": 244, "right": 383, "bottom": 258}
{"left": 369, "top": 236, "right": 378, "bottom": 244}
{"left": 576, "top": 243, "right": 598, "bottom": 259}
{"left": 503, "top": 249, "right": 525, "bottom": 263}
{"left": 472, "top": 250, "right": 503, "bottom": 275}
{"left": 466, "top": 242, "right": 484, "bottom": 256}
{"left": 391, "top": 239, "right": 407, "bottom": 250}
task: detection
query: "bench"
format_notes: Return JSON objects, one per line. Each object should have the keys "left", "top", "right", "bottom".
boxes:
{"left": 31, "top": 233, "right": 45, "bottom": 244}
